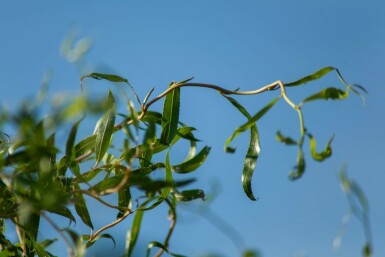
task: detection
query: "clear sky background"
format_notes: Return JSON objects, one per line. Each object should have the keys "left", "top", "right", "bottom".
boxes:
{"left": 1, "top": 1, "right": 385, "bottom": 257}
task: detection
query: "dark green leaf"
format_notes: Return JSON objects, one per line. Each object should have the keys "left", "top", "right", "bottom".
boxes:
{"left": 242, "top": 124, "right": 259, "bottom": 201}
{"left": 302, "top": 87, "right": 348, "bottom": 103}
{"left": 48, "top": 207, "right": 76, "bottom": 224}
{"left": 66, "top": 119, "right": 82, "bottom": 168}
{"left": 85, "top": 233, "right": 116, "bottom": 249}
{"left": 146, "top": 241, "right": 187, "bottom": 257}
{"left": 224, "top": 98, "right": 278, "bottom": 152}
{"left": 175, "top": 189, "right": 205, "bottom": 201}
{"left": 118, "top": 187, "right": 131, "bottom": 219}
{"left": 285, "top": 66, "right": 336, "bottom": 87}
{"left": 73, "top": 184, "right": 93, "bottom": 229}
{"left": 86, "top": 73, "right": 129, "bottom": 83}
{"left": 160, "top": 85, "right": 180, "bottom": 145}
{"left": 276, "top": 131, "right": 297, "bottom": 145}
{"left": 243, "top": 249, "right": 261, "bottom": 257}
{"left": 288, "top": 148, "right": 305, "bottom": 180}
{"left": 74, "top": 135, "right": 96, "bottom": 158}
{"left": 172, "top": 146, "right": 211, "bottom": 173}
{"left": 363, "top": 243, "right": 372, "bottom": 257}
{"left": 308, "top": 134, "right": 334, "bottom": 161}
{"left": 94, "top": 90, "right": 116, "bottom": 166}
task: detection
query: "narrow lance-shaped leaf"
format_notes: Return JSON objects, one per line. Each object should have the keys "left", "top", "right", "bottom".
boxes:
{"left": 285, "top": 66, "right": 336, "bottom": 87}
{"left": 94, "top": 90, "right": 116, "bottom": 166}
{"left": 85, "top": 233, "right": 116, "bottom": 249}
{"left": 221, "top": 95, "right": 261, "bottom": 200}
{"left": 66, "top": 118, "right": 83, "bottom": 167}
{"left": 224, "top": 97, "right": 279, "bottom": 152}
{"left": 302, "top": 87, "right": 349, "bottom": 104}
{"left": 308, "top": 134, "right": 334, "bottom": 161}
{"left": 146, "top": 241, "right": 187, "bottom": 257}
{"left": 242, "top": 124, "right": 260, "bottom": 201}
{"left": 73, "top": 184, "right": 93, "bottom": 229}
{"left": 288, "top": 148, "right": 306, "bottom": 180}
{"left": 175, "top": 189, "right": 205, "bottom": 202}
{"left": 172, "top": 146, "right": 211, "bottom": 173}
{"left": 276, "top": 130, "right": 297, "bottom": 145}
{"left": 126, "top": 196, "right": 156, "bottom": 257}
{"left": 117, "top": 187, "right": 131, "bottom": 219}
{"left": 160, "top": 84, "right": 180, "bottom": 145}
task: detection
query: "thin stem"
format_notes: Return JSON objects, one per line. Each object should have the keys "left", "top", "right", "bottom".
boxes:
{"left": 72, "top": 189, "right": 132, "bottom": 212}
{"left": 115, "top": 80, "right": 282, "bottom": 130}
{"left": 89, "top": 211, "right": 132, "bottom": 242}
{"left": 41, "top": 212, "right": 75, "bottom": 257}
{"left": 13, "top": 218, "right": 27, "bottom": 256}
{"left": 153, "top": 198, "right": 177, "bottom": 257}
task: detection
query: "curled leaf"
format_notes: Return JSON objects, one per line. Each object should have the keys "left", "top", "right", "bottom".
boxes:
{"left": 276, "top": 131, "right": 297, "bottom": 145}
{"left": 172, "top": 146, "right": 211, "bottom": 173}
{"left": 308, "top": 134, "right": 334, "bottom": 161}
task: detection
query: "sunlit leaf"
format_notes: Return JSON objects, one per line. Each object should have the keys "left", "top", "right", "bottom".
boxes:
{"left": 224, "top": 98, "right": 278, "bottom": 152}
{"left": 172, "top": 146, "right": 211, "bottom": 173}
{"left": 74, "top": 135, "right": 96, "bottom": 158}
{"left": 302, "top": 87, "right": 348, "bottom": 103}
{"left": 308, "top": 134, "right": 334, "bottom": 161}
{"left": 242, "top": 124, "right": 259, "bottom": 201}
{"left": 276, "top": 131, "right": 297, "bottom": 145}
{"left": 175, "top": 189, "right": 205, "bottom": 202}
{"left": 73, "top": 184, "right": 93, "bottom": 229}
{"left": 288, "top": 148, "right": 305, "bottom": 180}
{"left": 94, "top": 90, "right": 116, "bottom": 166}
{"left": 285, "top": 66, "right": 335, "bottom": 87}
{"left": 160, "top": 85, "right": 180, "bottom": 145}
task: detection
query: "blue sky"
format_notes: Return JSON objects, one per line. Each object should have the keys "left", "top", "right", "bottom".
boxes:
{"left": 1, "top": 1, "right": 385, "bottom": 257}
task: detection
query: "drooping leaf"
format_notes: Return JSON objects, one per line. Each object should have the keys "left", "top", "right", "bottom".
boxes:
{"left": 94, "top": 90, "right": 116, "bottom": 166}
{"left": 118, "top": 187, "right": 131, "bottom": 219}
{"left": 308, "top": 134, "right": 334, "bottom": 161}
{"left": 175, "top": 189, "right": 205, "bottom": 202}
{"left": 146, "top": 241, "right": 187, "bottom": 257}
{"left": 85, "top": 233, "right": 116, "bottom": 249}
{"left": 302, "top": 87, "right": 348, "bottom": 103}
{"left": 242, "top": 124, "right": 259, "bottom": 201}
{"left": 160, "top": 85, "right": 180, "bottom": 145}
{"left": 288, "top": 148, "right": 305, "bottom": 180}
{"left": 285, "top": 66, "right": 336, "bottom": 87}
{"left": 48, "top": 206, "right": 76, "bottom": 225}
{"left": 73, "top": 184, "right": 93, "bottom": 229}
{"left": 276, "top": 131, "right": 297, "bottom": 145}
{"left": 172, "top": 146, "right": 211, "bottom": 173}
{"left": 85, "top": 73, "right": 129, "bottom": 83}
{"left": 224, "top": 97, "right": 278, "bottom": 152}
{"left": 142, "top": 87, "right": 155, "bottom": 106}
{"left": 222, "top": 95, "right": 261, "bottom": 200}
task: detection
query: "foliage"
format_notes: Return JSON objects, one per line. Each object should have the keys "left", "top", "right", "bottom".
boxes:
{"left": 0, "top": 67, "right": 369, "bottom": 257}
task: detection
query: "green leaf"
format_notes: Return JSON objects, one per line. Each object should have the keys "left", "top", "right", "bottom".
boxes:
{"left": 276, "top": 131, "right": 297, "bottom": 145}
{"left": 221, "top": 95, "right": 262, "bottom": 200}
{"left": 160, "top": 85, "right": 180, "bottom": 145}
{"left": 175, "top": 189, "right": 205, "bottom": 201}
{"left": 73, "top": 184, "right": 93, "bottom": 229}
{"left": 302, "top": 87, "right": 348, "bottom": 103}
{"left": 285, "top": 66, "right": 336, "bottom": 87}
{"left": 94, "top": 90, "right": 116, "bottom": 166}
{"left": 48, "top": 207, "right": 76, "bottom": 225}
{"left": 66, "top": 119, "right": 83, "bottom": 174}
{"left": 85, "top": 233, "right": 116, "bottom": 249}
{"left": 289, "top": 148, "right": 305, "bottom": 180}
{"left": 86, "top": 73, "right": 129, "bottom": 83}
{"left": 224, "top": 98, "right": 278, "bottom": 152}
{"left": 242, "top": 124, "right": 259, "bottom": 201}
{"left": 363, "top": 243, "right": 372, "bottom": 257}
{"left": 74, "top": 135, "right": 96, "bottom": 158}
{"left": 118, "top": 187, "right": 131, "bottom": 219}
{"left": 308, "top": 134, "right": 334, "bottom": 161}
{"left": 142, "top": 87, "right": 155, "bottom": 106}
{"left": 146, "top": 241, "right": 187, "bottom": 257}
{"left": 126, "top": 197, "right": 155, "bottom": 257}
{"left": 172, "top": 146, "right": 211, "bottom": 173}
